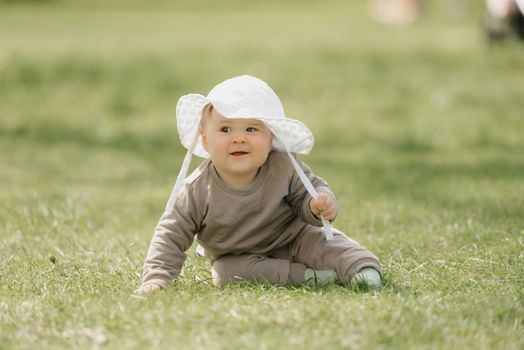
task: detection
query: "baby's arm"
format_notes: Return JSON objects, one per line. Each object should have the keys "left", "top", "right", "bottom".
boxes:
{"left": 137, "top": 188, "right": 199, "bottom": 294}
{"left": 136, "top": 209, "right": 195, "bottom": 294}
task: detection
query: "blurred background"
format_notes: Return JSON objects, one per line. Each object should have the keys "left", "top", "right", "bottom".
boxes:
{"left": 1, "top": 0, "right": 523, "bottom": 239}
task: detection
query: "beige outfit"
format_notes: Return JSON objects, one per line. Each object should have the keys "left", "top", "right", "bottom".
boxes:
{"left": 141, "top": 152, "right": 380, "bottom": 288}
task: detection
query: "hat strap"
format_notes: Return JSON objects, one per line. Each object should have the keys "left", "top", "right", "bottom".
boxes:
{"left": 279, "top": 139, "right": 334, "bottom": 240}
{"left": 164, "top": 132, "right": 334, "bottom": 241}
{"left": 165, "top": 127, "right": 200, "bottom": 212}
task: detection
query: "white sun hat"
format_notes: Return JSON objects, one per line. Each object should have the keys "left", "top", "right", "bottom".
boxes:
{"left": 176, "top": 75, "right": 314, "bottom": 158}
{"left": 165, "top": 75, "right": 333, "bottom": 239}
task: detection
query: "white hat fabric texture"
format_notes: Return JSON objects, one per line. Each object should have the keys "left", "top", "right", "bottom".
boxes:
{"left": 175, "top": 75, "right": 314, "bottom": 158}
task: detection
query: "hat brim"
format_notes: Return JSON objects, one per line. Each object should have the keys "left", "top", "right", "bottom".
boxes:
{"left": 176, "top": 93, "right": 314, "bottom": 158}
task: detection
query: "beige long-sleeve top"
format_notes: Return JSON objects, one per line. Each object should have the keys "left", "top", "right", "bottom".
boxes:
{"left": 141, "top": 152, "right": 337, "bottom": 288}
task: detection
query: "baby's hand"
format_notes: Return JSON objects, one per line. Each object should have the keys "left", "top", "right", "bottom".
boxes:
{"left": 134, "top": 283, "right": 163, "bottom": 295}
{"left": 309, "top": 193, "right": 337, "bottom": 222}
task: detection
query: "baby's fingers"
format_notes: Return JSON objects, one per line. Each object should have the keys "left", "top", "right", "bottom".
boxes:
{"left": 309, "top": 197, "right": 324, "bottom": 215}
{"left": 318, "top": 194, "right": 337, "bottom": 220}
{"left": 310, "top": 194, "right": 337, "bottom": 221}
{"left": 134, "top": 284, "right": 163, "bottom": 295}
{"left": 321, "top": 204, "right": 337, "bottom": 221}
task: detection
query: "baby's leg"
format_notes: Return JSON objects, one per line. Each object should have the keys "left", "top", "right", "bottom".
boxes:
{"left": 291, "top": 227, "right": 381, "bottom": 285}
{"left": 211, "top": 253, "right": 307, "bottom": 286}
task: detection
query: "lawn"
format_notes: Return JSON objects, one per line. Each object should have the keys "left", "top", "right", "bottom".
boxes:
{"left": 1, "top": 1, "right": 523, "bottom": 349}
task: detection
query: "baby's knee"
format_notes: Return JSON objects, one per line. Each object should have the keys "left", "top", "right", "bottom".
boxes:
{"left": 212, "top": 260, "right": 231, "bottom": 286}
{"left": 211, "top": 267, "right": 227, "bottom": 286}
{"left": 211, "top": 255, "right": 246, "bottom": 286}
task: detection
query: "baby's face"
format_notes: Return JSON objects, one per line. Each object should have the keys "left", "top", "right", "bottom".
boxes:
{"left": 199, "top": 108, "right": 274, "bottom": 187}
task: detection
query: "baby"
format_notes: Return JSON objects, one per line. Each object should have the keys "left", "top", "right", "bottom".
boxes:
{"left": 136, "top": 75, "right": 381, "bottom": 294}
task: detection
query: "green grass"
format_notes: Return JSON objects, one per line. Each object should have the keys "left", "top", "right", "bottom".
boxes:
{"left": 1, "top": 1, "right": 523, "bottom": 349}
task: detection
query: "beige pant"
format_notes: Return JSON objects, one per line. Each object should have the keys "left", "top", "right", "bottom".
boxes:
{"left": 211, "top": 226, "right": 381, "bottom": 286}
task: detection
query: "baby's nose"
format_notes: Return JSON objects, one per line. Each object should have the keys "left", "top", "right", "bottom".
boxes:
{"left": 232, "top": 131, "right": 247, "bottom": 143}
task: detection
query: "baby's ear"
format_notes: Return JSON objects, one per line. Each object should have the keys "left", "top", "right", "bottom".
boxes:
{"left": 267, "top": 133, "right": 275, "bottom": 152}
{"left": 199, "top": 126, "right": 208, "bottom": 151}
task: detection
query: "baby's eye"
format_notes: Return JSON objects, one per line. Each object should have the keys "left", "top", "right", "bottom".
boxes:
{"left": 246, "top": 127, "right": 258, "bottom": 132}
{"left": 220, "top": 126, "right": 232, "bottom": 133}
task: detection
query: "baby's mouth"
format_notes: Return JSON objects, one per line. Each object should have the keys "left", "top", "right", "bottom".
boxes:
{"left": 230, "top": 151, "right": 249, "bottom": 156}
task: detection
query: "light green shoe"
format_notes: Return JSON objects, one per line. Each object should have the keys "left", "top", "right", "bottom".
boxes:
{"left": 350, "top": 267, "right": 381, "bottom": 289}
{"left": 304, "top": 268, "right": 338, "bottom": 286}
